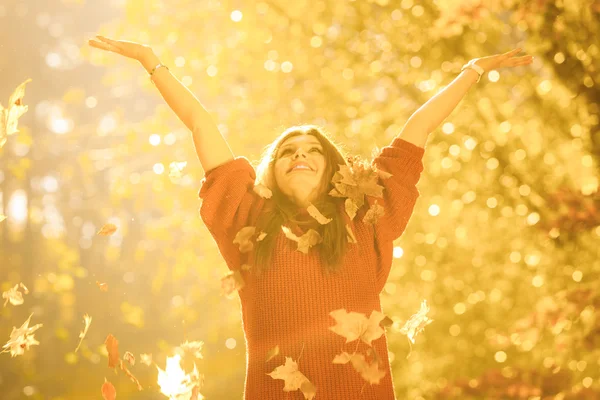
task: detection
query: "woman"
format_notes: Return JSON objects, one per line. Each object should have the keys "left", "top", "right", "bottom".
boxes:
{"left": 88, "top": 35, "right": 533, "bottom": 399}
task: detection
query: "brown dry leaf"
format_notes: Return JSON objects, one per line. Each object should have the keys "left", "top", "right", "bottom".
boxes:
{"left": 306, "top": 203, "right": 332, "bottom": 225}
{"left": 2, "top": 282, "right": 29, "bottom": 307}
{"left": 123, "top": 351, "right": 135, "bottom": 366}
{"left": 253, "top": 183, "right": 273, "bottom": 199}
{"left": 139, "top": 353, "right": 152, "bottom": 366}
{"left": 0, "top": 78, "right": 32, "bottom": 148}
{"left": 332, "top": 352, "right": 387, "bottom": 384}
{"left": 97, "top": 223, "right": 117, "bottom": 236}
{"left": 329, "top": 158, "right": 387, "bottom": 220}
{"left": 104, "top": 334, "right": 120, "bottom": 368}
{"left": 96, "top": 281, "right": 109, "bottom": 292}
{"left": 328, "top": 309, "right": 386, "bottom": 346}
{"left": 233, "top": 226, "right": 257, "bottom": 253}
{"left": 281, "top": 226, "right": 322, "bottom": 254}
{"left": 101, "top": 378, "right": 117, "bottom": 400}
{"left": 362, "top": 201, "right": 385, "bottom": 225}
{"left": 346, "top": 224, "right": 357, "bottom": 244}
{"left": 0, "top": 313, "right": 43, "bottom": 357}
{"left": 380, "top": 316, "right": 394, "bottom": 328}
{"left": 179, "top": 340, "right": 204, "bottom": 359}
{"left": 265, "top": 345, "right": 280, "bottom": 363}
{"left": 221, "top": 270, "right": 245, "bottom": 297}
{"left": 267, "top": 357, "right": 316, "bottom": 400}
{"left": 75, "top": 313, "right": 92, "bottom": 352}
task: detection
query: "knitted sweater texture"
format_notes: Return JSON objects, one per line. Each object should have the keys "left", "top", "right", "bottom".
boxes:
{"left": 199, "top": 137, "right": 425, "bottom": 399}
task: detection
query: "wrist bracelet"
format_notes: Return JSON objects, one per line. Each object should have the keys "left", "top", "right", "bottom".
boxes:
{"left": 460, "top": 60, "right": 484, "bottom": 83}
{"left": 149, "top": 63, "right": 169, "bottom": 80}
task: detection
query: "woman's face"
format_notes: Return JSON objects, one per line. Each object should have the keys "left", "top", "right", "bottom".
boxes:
{"left": 274, "top": 135, "right": 326, "bottom": 207}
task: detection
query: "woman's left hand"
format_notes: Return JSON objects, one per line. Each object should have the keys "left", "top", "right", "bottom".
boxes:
{"left": 472, "top": 48, "right": 534, "bottom": 73}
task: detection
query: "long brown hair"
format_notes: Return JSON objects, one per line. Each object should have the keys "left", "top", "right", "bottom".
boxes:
{"left": 253, "top": 124, "right": 349, "bottom": 275}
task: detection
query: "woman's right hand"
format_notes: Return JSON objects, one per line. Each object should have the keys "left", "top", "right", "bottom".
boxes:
{"left": 88, "top": 35, "right": 154, "bottom": 62}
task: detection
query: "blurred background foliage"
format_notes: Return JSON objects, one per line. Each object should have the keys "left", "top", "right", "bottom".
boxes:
{"left": 1, "top": 0, "right": 599, "bottom": 398}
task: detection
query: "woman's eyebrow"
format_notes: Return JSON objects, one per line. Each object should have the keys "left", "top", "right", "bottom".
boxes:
{"left": 279, "top": 142, "right": 322, "bottom": 150}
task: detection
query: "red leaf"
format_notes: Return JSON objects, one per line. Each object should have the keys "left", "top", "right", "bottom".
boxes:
{"left": 104, "top": 334, "right": 120, "bottom": 368}
{"left": 101, "top": 378, "right": 116, "bottom": 400}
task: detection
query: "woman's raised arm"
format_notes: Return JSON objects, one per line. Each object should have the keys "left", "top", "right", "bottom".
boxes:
{"left": 88, "top": 35, "right": 234, "bottom": 173}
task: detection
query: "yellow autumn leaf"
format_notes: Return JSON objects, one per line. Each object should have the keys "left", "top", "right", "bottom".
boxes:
{"left": 0, "top": 215, "right": 6, "bottom": 222}
{"left": 169, "top": 161, "right": 187, "bottom": 180}
{"left": 97, "top": 223, "right": 118, "bottom": 236}
{"left": 281, "top": 226, "right": 322, "bottom": 254}
{"left": 179, "top": 340, "right": 204, "bottom": 359}
{"left": 0, "top": 78, "right": 32, "bottom": 149}
{"left": 346, "top": 224, "right": 357, "bottom": 244}
{"left": 233, "top": 226, "right": 257, "bottom": 253}
{"left": 253, "top": 183, "right": 273, "bottom": 199}
{"left": 265, "top": 345, "right": 280, "bottom": 363}
{"left": 2, "top": 282, "right": 29, "bottom": 307}
{"left": 329, "top": 157, "right": 387, "bottom": 220}
{"left": 362, "top": 201, "right": 385, "bottom": 225}
{"left": 221, "top": 270, "right": 245, "bottom": 298}
{"left": 399, "top": 300, "right": 433, "bottom": 345}
{"left": 328, "top": 309, "right": 386, "bottom": 346}
{"left": 332, "top": 351, "right": 387, "bottom": 384}
{"left": 75, "top": 313, "right": 92, "bottom": 352}
{"left": 140, "top": 353, "right": 153, "bottom": 366}
{"left": 306, "top": 203, "right": 332, "bottom": 224}
{"left": 267, "top": 357, "right": 316, "bottom": 400}
{"left": 123, "top": 351, "right": 135, "bottom": 366}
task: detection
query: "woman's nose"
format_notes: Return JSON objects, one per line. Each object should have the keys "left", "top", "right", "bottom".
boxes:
{"left": 293, "top": 149, "right": 307, "bottom": 159}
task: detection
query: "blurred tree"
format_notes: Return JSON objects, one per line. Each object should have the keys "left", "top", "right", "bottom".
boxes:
{"left": 0, "top": 0, "right": 598, "bottom": 399}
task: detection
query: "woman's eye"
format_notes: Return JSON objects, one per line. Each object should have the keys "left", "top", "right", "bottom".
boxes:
{"left": 310, "top": 147, "right": 322, "bottom": 153}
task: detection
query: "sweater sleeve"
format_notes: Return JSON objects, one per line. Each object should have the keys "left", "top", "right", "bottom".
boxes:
{"left": 198, "top": 157, "right": 263, "bottom": 271}
{"left": 369, "top": 138, "right": 425, "bottom": 292}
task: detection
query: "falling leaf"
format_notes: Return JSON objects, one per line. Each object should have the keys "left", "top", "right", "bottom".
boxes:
{"left": 328, "top": 309, "right": 386, "bottom": 346}
{"left": 1, "top": 313, "right": 43, "bottom": 357}
{"left": 346, "top": 224, "right": 357, "bottom": 244}
{"left": 157, "top": 354, "right": 204, "bottom": 400}
{"left": 281, "top": 226, "right": 322, "bottom": 254}
{"left": 306, "top": 203, "right": 332, "bottom": 224}
{"left": 399, "top": 300, "right": 433, "bottom": 345}
{"left": 98, "top": 223, "right": 118, "bottom": 236}
{"left": 0, "top": 78, "right": 32, "bottom": 149}
{"left": 0, "top": 215, "right": 6, "bottom": 222}
{"left": 257, "top": 232, "right": 267, "bottom": 241}
{"left": 169, "top": 161, "right": 188, "bottom": 180}
{"left": 96, "top": 281, "right": 109, "bottom": 292}
{"left": 2, "top": 282, "right": 29, "bottom": 307}
{"left": 179, "top": 340, "right": 204, "bottom": 359}
{"left": 267, "top": 357, "right": 316, "bottom": 400}
{"left": 241, "top": 264, "right": 253, "bottom": 271}
{"left": 332, "top": 352, "right": 387, "bottom": 384}
{"left": 101, "top": 378, "right": 117, "bottom": 400}
{"left": 253, "top": 184, "right": 273, "bottom": 199}
{"left": 233, "top": 226, "right": 257, "bottom": 253}
{"left": 380, "top": 316, "right": 394, "bottom": 328}
{"left": 362, "top": 201, "right": 385, "bottom": 225}
{"left": 123, "top": 351, "right": 135, "bottom": 366}
{"left": 265, "top": 345, "right": 280, "bottom": 363}
{"left": 104, "top": 334, "right": 120, "bottom": 368}
{"left": 75, "top": 313, "right": 92, "bottom": 352}
{"left": 329, "top": 158, "right": 387, "bottom": 220}
{"left": 221, "top": 270, "right": 245, "bottom": 297}
{"left": 140, "top": 353, "right": 153, "bottom": 366}
{"left": 119, "top": 359, "right": 143, "bottom": 391}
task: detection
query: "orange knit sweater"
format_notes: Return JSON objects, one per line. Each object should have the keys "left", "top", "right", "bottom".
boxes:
{"left": 199, "top": 137, "right": 425, "bottom": 400}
